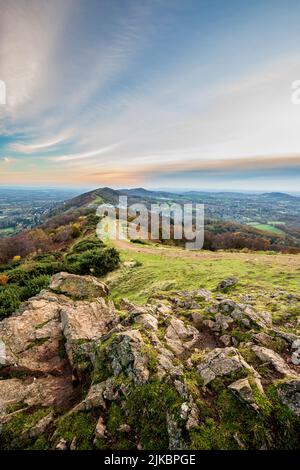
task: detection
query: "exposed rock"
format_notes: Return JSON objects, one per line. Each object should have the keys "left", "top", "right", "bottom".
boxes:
{"left": 0, "top": 275, "right": 298, "bottom": 450}
{"left": 60, "top": 297, "right": 118, "bottom": 366}
{"left": 156, "top": 349, "right": 183, "bottom": 379}
{"left": 105, "top": 330, "right": 149, "bottom": 384}
{"left": 154, "top": 303, "right": 173, "bottom": 316}
{"left": 0, "top": 290, "right": 62, "bottom": 372}
{"left": 26, "top": 412, "right": 54, "bottom": 439}
{"left": 291, "top": 350, "right": 300, "bottom": 366}
{"left": 191, "top": 312, "right": 204, "bottom": 328}
{"left": 252, "top": 345, "right": 298, "bottom": 377}
{"left": 73, "top": 382, "right": 107, "bottom": 412}
{"left": 218, "top": 300, "right": 237, "bottom": 313}
{"left": 277, "top": 380, "right": 300, "bottom": 416}
{"left": 218, "top": 300, "right": 272, "bottom": 329}
{"left": 0, "top": 378, "right": 29, "bottom": 411}
{"left": 56, "top": 438, "right": 68, "bottom": 450}
{"left": 271, "top": 328, "right": 299, "bottom": 345}
{"left": 292, "top": 339, "right": 300, "bottom": 350}
{"left": 214, "top": 314, "right": 234, "bottom": 331}
{"left": 253, "top": 332, "right": 274, "bottom": 347}
{"left": 217, "top": 277, "right": 237, "bottom": 291}
{"left": 123, "top": 261, "right": 138, "bottom": 268}
{"left": 192, "top": 289, "right": 212, "bottom": 301}
{"left": 197, "top": 347, "right": 257, "bottom": 385}
{"left": 70, "top": 437, "right": 77, "bottom": 450}
{"left": 117, "top": 423, "right": 131, "bottom": 433}
{"left": 164, "top": 318, "right": 200, "bottom": 357}
{"left": 119, "top": 298, "right": 148, "bottom": 315}
{"left": 95, "top": 416, "right": 106, "bottom": 438}
{"left": 220, "top": 334, "right": 232, "bottom": 346}
{"left": 50, "top": 272, "right": 108, "bottom": 299}
{"left": 166, "top": 413, "right": 185, "bottom": 450}
{"left": 136, "top": 314, "right": 158, "bottom": 331}
{"left": 228, "top": 378, "right": 259, "bottom": 411}
{"left": 291, "top": 339, "right": 300, "bottom": 365}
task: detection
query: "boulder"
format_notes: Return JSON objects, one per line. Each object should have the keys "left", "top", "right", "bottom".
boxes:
{"left": 50, "top": 272, "right": 108, "bottom": 299}
{"left": 217, "top": 278, "right": 237, "bottom": 291}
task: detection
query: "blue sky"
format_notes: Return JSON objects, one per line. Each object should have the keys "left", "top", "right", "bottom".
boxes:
{"left": 0, "top": 0, "right": 300, "bottom": 190}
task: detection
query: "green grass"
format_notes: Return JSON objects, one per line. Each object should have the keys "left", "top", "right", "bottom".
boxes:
{"left": 106, "top": 246, "right": 299, "bottom": 305}
{"left": 0, "top": 227, "right": 16, "bottom": 236}
{"left": 268, "top": 221, "right": 285, "bottom": 226}
{"left": 247, "top": 223, "right": 285, "bottom": 235}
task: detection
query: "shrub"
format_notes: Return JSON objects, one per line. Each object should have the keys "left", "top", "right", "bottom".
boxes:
{"left": 70, "top": 239, "right": 104, "bottom": 254}
{"left": 64, "top": 247, "right": 120, "bottom": 276}
{"left": 21, "top": 275, "right": 51, "bottom": 300}
{"left": 0, "top": 285, "right": 23, "bottom": 320}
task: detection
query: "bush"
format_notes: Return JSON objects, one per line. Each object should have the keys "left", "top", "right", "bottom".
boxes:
{"left": 0, "top": 241, "right": 120, "bottom": 320}
{"left": 7, "top": 262, "right": 64, "bottom": 285}
{"left": 0, "top": 285, "right": 23, "bottom": 320}
{"left": 64, "top": 247, "right": 120, "bottom": 276}
{"left": 70, "top": 239, "right": 104, "bottom": 254}
{"left": 21, "top": 275, "right": 51, "bottom": 300}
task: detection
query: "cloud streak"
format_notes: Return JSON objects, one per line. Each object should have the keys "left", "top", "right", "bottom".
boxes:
{"left": 1, "top": 1, "right": 300, "bottom": 190}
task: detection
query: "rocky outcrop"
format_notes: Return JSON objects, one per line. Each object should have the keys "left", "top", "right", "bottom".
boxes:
{"left": 0, "top": 276, "right": 299, "bottom": 450}
{"left": 0, "top": 272, "right": 116, "bottom": 419}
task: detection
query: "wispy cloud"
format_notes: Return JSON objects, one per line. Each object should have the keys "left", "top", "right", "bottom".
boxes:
{"left": 1, "top": 0, "right": 300, "bottom": 190}
{"left": 51, "top": 142, "right": 121, "bottom": 162}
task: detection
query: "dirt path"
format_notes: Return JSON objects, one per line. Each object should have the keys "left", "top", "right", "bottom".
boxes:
{"left": 113, "top": 239, "right": 300, "bottom": 268}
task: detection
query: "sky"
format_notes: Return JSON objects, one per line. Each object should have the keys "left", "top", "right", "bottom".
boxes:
{"left": 1, "top": 0, "right": 300, "bottom": 191}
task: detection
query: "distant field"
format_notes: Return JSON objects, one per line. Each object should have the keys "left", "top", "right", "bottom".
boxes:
{"left": 247, "top": 222, "right": 285, "bottom": 234}
{"left": 0, "top": 227, "right": 15, "bottom": 236}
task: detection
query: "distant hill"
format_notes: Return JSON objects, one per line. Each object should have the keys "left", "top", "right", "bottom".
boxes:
{"left": 261, "top": 192, "right": 297, "bottom": 199}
